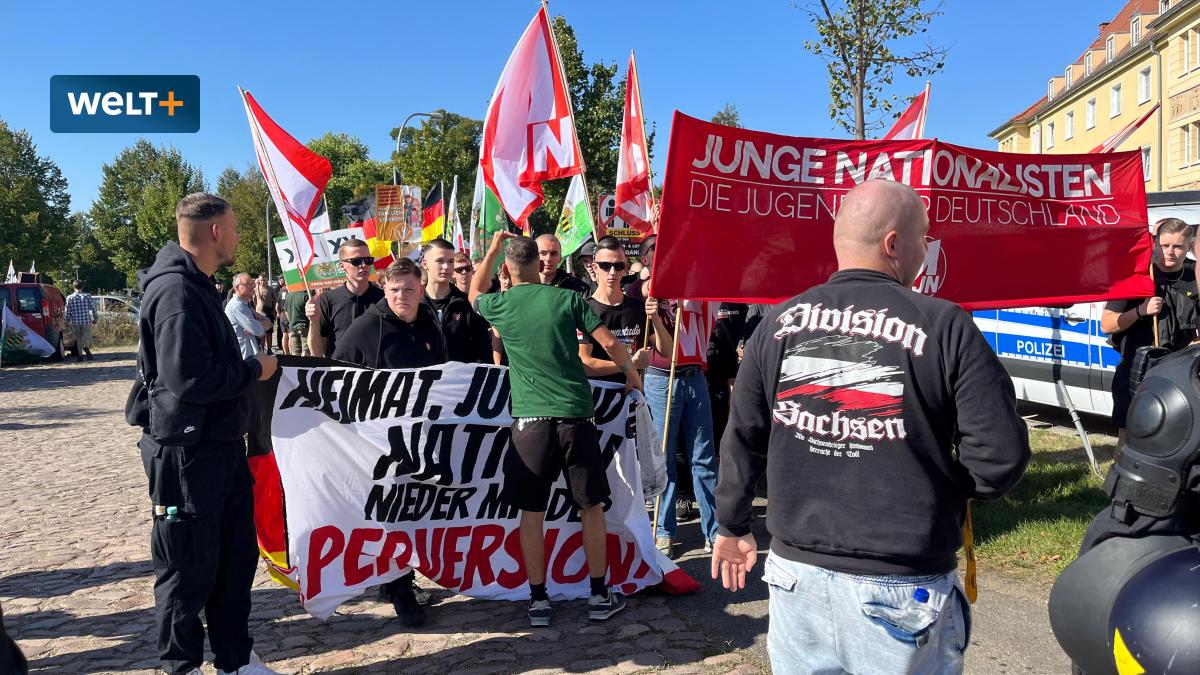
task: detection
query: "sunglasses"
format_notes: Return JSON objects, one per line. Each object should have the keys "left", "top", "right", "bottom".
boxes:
{"left": 596, "top": 261, "right": 627, "bottom": 272}
{"left": 454, "top": 266, "right": 473, "bottom": 274}
{"left": 341, "top": 256, "right": 375, "bottom": 268}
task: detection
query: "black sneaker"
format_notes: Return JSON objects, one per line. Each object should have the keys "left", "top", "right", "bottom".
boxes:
{"left": 676, "top": 498, "right": 697, "bottom": 522}
{"left": 588, "top": 590, "right": 626, "bottom": 621}
{"left": 391, "top": 586, "right": 427, "bottom": 627}
{"left": 528, "top": 598, "right": 551, "bottom": 627}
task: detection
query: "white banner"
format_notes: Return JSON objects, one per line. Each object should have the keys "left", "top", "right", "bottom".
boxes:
{"left": 273, "top": 226, "right": 366, "bottom": 272}
{"left": 267, "top": 361, "right": 687, "bottom": 620}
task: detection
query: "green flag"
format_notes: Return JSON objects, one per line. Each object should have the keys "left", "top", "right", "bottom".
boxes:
{"left": 556, "top": 174, "right": 594, "bottom": 256}
{"left": 470, "top": 170, "right": 509, "bottom": 263}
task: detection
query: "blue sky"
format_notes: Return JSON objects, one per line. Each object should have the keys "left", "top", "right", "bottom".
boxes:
{"left": 0, "top": 0, "right": 1129, "bottom": 212}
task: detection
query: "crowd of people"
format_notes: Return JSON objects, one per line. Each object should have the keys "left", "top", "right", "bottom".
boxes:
{"left": 120, "top": 180, "right": 1118, "bottom": 674}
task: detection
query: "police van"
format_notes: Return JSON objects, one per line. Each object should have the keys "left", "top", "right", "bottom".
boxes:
{"left": 971, "top": 191, "right": 1200, "bottom": 417}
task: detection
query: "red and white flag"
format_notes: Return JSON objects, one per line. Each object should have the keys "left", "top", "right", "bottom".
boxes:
{"left": 240, "top": 88, "right": 332, "bottom": 274}
{"left": 480, "top": 6, "right": 583, "bottom": 227}
{"left": 616, "top": 50, "right": 654, "bottom": 231}
{"left": 1091, "top": 103, "right": 1160, "bottom": 153}
{"left": 882, "top": 83, "right": 930, "bottom": 140}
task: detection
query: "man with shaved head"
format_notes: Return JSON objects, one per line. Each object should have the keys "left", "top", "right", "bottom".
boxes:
{"left": 126, "top": 193, "right": 281, "bottom": 675}
{"left": 712, "top": 180, "right": 1030, "bottom": 674}
{"left": 536, "top": 233, "right": 591, "bottom": 295}
{"left": 470, "top": 231, "right": 641, "bottom": 627}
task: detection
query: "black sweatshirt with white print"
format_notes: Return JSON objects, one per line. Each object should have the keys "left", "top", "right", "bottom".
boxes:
{"left": 716, "top": 269, "right": 1031, "bottom": 575}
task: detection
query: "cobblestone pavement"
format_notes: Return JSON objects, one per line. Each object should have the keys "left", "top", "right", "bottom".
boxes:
{"left": 0, "top": 350, "right": 772, "bottom": 674}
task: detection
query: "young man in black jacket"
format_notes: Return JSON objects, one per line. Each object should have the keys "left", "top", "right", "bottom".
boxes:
{"left": 421, "top": 238, "right": 492, "bottom": 363}
{"left": 333, "top": 258, "right": 444, "bottom": 626}
{"left": 127, "top": 193, "right": 280, "bottom": 675}
{"left": 712, "top": 180, "right": 1030, "bottom": 674}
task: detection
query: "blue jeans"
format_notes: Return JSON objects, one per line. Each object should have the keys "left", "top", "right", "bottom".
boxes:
{"left": 645, "top": 369, "right": 719, "bottom": 541}
{"left": 762, "top": 553, "right": 970, "bottom": 675}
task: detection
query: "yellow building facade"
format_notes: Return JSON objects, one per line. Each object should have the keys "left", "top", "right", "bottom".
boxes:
{"left": 988, "top": 0, "right": 1200, "bottom": 193}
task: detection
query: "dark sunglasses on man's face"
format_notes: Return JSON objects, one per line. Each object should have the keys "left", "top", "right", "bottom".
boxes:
{"left": 454, "top": 266, "right": 473, "bottom": 274}
{"left": 341, "top": 256, "right": 375, "bottom": 268}
{"left": 596, "top": 261, "right": 627, "bottom": 272}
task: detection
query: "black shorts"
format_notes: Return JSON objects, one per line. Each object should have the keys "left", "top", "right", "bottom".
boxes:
{"left": 503, "top": 417, "right": 610, "bottom": 512}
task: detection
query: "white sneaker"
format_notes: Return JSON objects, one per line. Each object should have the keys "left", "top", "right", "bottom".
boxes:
{"left": 216, "top": 650, "right": 282, "bottom": 675}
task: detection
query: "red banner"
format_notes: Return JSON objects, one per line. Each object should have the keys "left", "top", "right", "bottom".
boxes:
{"left": 652, "top": 112, "right": 1154, "bottom": 310}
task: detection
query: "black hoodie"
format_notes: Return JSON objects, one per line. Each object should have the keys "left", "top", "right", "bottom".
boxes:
{"left": 332, "top": 299, "right": 446, "bottom": 369}
{"left": 717, "top": 269, "right": 1031, "bottom": 576}
{"left": 422, "top": 285, "right": 492, "bottom": 364}
{"left": 125, "top": 242, "right": 262, "bottom": 445}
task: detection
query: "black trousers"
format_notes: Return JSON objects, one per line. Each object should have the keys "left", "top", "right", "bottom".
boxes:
{"left": 139, "top": 436, "right": 257, "bottom": 674}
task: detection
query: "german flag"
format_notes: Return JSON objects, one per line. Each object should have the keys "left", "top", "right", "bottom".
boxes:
{"left": 421, "top": 182, "right": 445, "bottom": 243}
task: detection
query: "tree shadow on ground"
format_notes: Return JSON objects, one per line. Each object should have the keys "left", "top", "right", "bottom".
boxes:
{"left": 19, "top": 575, "right": 729, "bottom": 674}
{"left": 0, "top": 561, "right": 152, "bottom": 598}
{"left": 646, "top": 501, "right": 771, "bottom": 665}
{"left": 0, "top": 352, "right": 135, "bottom": 393}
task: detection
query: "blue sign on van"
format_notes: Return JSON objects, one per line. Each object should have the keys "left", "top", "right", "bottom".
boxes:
{"left": 50, "top": 75, "right": 200, "bottom": 133}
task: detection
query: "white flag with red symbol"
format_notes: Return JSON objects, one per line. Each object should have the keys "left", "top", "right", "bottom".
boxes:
{"left": 882, "top": 83, "right": 930, "bottom": 141}
{"left": 480, "top": 6, "right": 583, "bottom": 227}
{"left": 1091, "top": 103, "right": 1159, "bottom": 153}
{"left": 240, "top": 88, "right": 332, "bottom": 275}
{"left": 616, "top": 51, "right": 653, "bottom": 231}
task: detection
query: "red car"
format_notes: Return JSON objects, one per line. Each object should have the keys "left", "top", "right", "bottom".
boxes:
{"left": 1, "top": 281, "right": 67, "bottom": 361}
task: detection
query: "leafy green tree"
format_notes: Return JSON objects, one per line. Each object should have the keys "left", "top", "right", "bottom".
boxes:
{"left": 66, "top": 212, "right": 125, "bottom": 292}
{"left": 306, "top": 133, "right": 391, "bottom": 227}
{"left": 90, "top": 140, "right": 206, "bottom": 284}
{"left": 799, "top": 0, "right": 946, "bottom": 139}
{"left": 712, "top": 103, "right": 742, "bottom": 128}
{"left": 0, "top": 120, "right": 72, "bottom": 276}
{"left": 392, "top": 112, "right": 482, "bottom": 230}
{"left": 216, "top": 165, "right": 282, "bottom": 280}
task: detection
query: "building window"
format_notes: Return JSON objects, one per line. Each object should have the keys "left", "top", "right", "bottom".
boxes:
{"left": 1143, "top": 145, "right": 1152, "bottom": 181}
{"left": 1162, "top": 1, "right": 1170, "bottom": 15}
{"left": 1086, "top": 52, "right": 1093, "bottom": 77}
{"left": 1111, "top": 83, "right": 1123, "bottom": 117}
{"left": 1048, "top": 79, "right": 1055, "bottom": 101}
{"left": 1193, "top": 121, "right": 1200, "bottom": 164}
{"left": 1182, "top": 126, "right": 1191, "bottom": 167}
{"left": 1107, "top": 35, "right": 1115, "bottom": 63}
{"left": 1139, "top": 67, "right": 1153, "bottom": 103}
{"left": 1184, "top": 32, "right": 1192, "bottom": 76}
{"left": 1066, "top": 111, "right": 1075, "bottom": 139}
{"left": 1086, "top": 98, "right": 1097, "bottom": 128}
{"left": 1194, "top": 28, "right": 1200, "bottom": 70}
{"left": 1132, "top": 17, "right": 1142, "bottom": 46}
{"left": 1047, "top": 122, "right": 1056, "bottom": 148}
{"left": 1065, "top": 66, "right": 1072, "bottom": 89}
{"left": 1032, "top": 127, "right": 1041, "bottom": 153}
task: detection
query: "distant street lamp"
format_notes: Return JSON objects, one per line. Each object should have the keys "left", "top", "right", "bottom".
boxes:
{"left": 393, "top": 111, "right": 445, "bottom": 185}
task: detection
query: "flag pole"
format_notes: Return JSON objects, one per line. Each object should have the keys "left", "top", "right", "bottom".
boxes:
{"left": 1152, "top": 259, "right": 1160, "bottom": 348}
{"left": 652, "top": 303, "right": 685, "bottom": 541}
{"left": 542, "top": 0, "right": 596, "bottom": 245}
{"left": 631, "top": 50, "right": 658, "bottom": 205}
{"left": 239, "top": 86, "right": 314, "bottom": 299}
{"left": 264, "top": 199, "right": 272, "bottom": 285}
{"left": 918, "top": 80, "right": 931, "bottom": 139}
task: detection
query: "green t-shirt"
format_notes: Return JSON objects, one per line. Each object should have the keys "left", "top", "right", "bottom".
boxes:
{"left": 475, "top": 283, "right": 602, "bottom": 418}
{"left": 284, "top": 290, "right": 310, "bottom": 330}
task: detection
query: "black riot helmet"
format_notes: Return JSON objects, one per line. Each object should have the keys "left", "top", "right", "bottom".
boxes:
{"left": 1108, "top": 346, "right": 1200, "bottom": 520}
{"left": 1106, "top": 546, "right": 1200, "bottom": 673}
